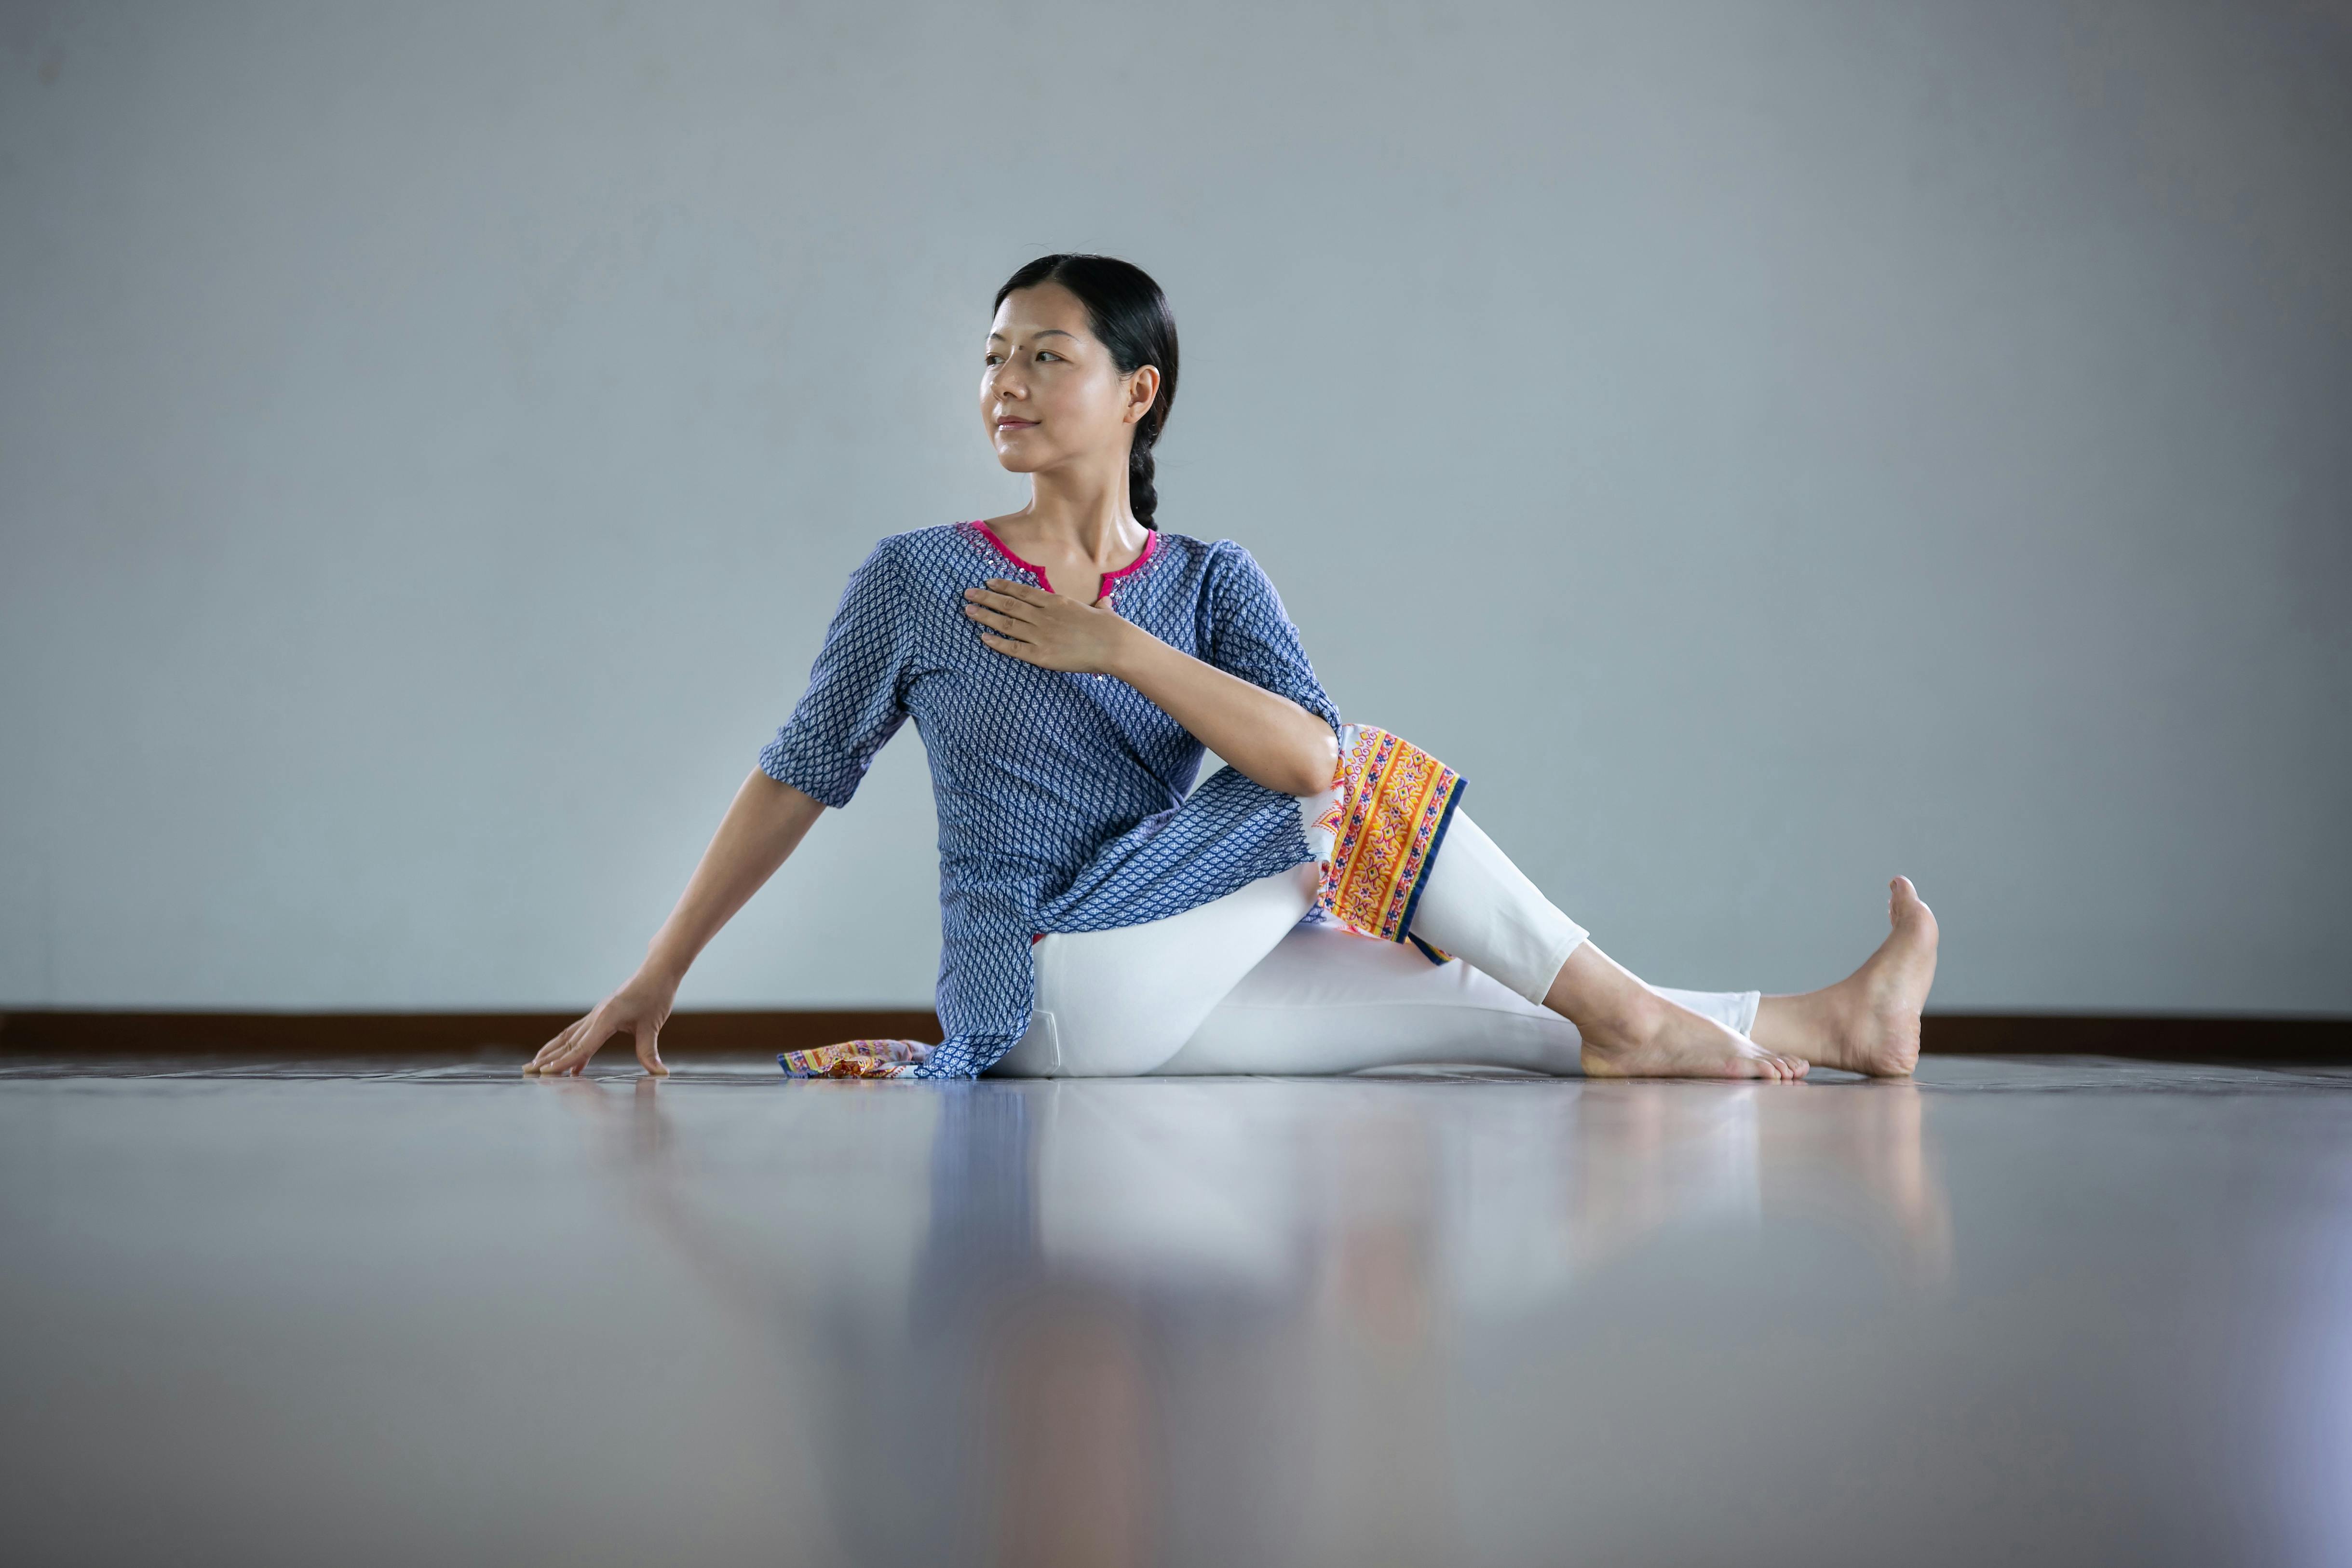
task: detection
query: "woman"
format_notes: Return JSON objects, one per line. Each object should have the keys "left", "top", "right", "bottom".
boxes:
{"left": 528, "top": 255, "right": 1938, "bottom": 1081}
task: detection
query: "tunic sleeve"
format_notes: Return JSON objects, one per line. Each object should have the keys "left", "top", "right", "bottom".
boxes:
{"left": 757, "top": 541, "right": 913, "bottom": 807}
{"left": 1198, "top": 541, "right": 1342, "bottom": 737}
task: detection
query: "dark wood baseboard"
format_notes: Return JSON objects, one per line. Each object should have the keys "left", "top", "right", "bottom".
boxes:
{"left": 1, "top": 1009, "right": 2347, "bottom": 1064}
{"left": 0, "top": 1009, "right": 942, "bottom": 1058}
{"left": 1919, "top": 1013, "right": 2350, "bottom": 1064}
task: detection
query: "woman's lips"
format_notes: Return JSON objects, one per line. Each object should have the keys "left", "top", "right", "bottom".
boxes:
{"left": 996, "top": 419, "right": 1036, "bottom": 431}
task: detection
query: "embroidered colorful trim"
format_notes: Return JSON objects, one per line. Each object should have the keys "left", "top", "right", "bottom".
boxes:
{"left": 778, "top": 1039, "right": 934, "bottom": 1079}
{"left": 967, "top": 519, "right": 1159, "bottom": 603}
{"left": 1312, "top": 725, "right": 1466, "bottom": 959}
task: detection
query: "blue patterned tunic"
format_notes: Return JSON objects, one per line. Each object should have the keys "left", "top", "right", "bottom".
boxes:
{"left": 758, "top": 520, "right": 1343, "bottom": 1078}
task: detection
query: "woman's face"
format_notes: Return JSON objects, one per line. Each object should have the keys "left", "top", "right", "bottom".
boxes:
{"left": 981, "top": 282, "right": 1158, "bottom": 475}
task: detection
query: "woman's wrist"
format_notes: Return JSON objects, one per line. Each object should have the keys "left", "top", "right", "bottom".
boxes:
{"left": 638, "top": 944, "right": 693, "bottom": 993}
{"left": 1102, "top": 617, "right": 1164, "bottom": 685}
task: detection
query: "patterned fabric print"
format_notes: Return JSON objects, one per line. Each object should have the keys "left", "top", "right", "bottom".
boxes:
{"left": 1312, "top": 724, "right": 1467, "bottom": 955}
{"left": 760, "top": 522, "right": 1343, "bottom": 1080}
{"left": 779, "top": 1039, "right": 933, "bottom": 1079}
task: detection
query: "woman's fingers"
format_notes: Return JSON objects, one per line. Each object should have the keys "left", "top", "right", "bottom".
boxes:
{"left": 967, "top": 579, "right": 1110, "bottom": 671}
{"left": 532, "top": 1014, "right": 615, "bottom": 1076}
{"left": 965, "top": 583, "right": 1048, "bottom": 616}
{"left": 633, "top": 1021, "right": 667, "bottom": 1076}
{"left": 977, "top": 629, "right": 1042, "bottom": 663}
{"left": 962, "top": 597, "right": 1039, "bottom": 636}
{"left": 962, "top": 583, "right": 1031, "bottom": 608}
{"left": 572, "top": 1016, "right": 618, "bottom": 1064}
{"left": 962, "top": 600, "right": 1027, "bottom": 636}
{"left": 527, "top": 1018, "right": 585, "bottom": 1073}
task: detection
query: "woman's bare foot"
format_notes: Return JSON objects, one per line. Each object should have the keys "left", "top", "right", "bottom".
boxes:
{"left": 1545, "top": 939, "right": 1810, "bottom": 1081}
{"left": 1752, "top": 877, "right": 1939, "bottom": 1077}
{"left": 1579, "top": 998, "right": 1811, "bottom": 1081}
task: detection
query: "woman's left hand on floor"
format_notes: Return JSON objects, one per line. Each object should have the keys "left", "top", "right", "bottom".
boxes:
{"left": 527, "top": 967, "right": 677, "bottom": 1077}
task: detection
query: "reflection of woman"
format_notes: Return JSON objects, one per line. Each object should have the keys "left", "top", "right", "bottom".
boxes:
{"left": 530, "top": 255, "right": 1938, "bottom": 1081}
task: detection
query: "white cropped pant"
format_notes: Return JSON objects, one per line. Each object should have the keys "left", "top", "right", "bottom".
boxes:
{"left": 996, "top": 790, "right": 1761, "bottom": 1078}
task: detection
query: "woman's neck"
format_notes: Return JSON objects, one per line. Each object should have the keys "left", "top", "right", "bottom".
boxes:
{"left": 998, "top": 466, "right": 1147, "bottom": 566}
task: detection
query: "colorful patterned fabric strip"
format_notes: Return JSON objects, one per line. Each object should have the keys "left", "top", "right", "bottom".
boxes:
{"left": 778, "top": 1039, "right": 934, "bottom": 1079}
{"left": 1312, "top": 725, "right": 1466, "bottom": 956}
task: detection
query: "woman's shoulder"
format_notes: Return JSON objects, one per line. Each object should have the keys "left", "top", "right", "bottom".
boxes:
{"left": 838, "top": 520, "right": 1001, "bottom": 581}
{"left": 865, "top": 520, "right": 979, "bottom": 560}
{"left": 1160, "top": 532, "right": 1287, "bottom": 599}
{"left": 1138, "top": 529, "right": 1266, "bottom": 578}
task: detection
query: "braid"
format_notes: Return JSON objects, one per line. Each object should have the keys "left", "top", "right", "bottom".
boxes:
{"left": 1129, "top": 421, "right": 1160, "bottom": 530}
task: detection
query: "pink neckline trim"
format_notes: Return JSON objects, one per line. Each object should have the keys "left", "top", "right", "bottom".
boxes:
{"left": 969, "top": 520, "right": 1158, "bottom": 601}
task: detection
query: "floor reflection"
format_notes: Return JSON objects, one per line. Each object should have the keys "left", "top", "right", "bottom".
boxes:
{"left": 605, "top": 1074, "right": 1952, "bottom": 1565}
{"left": 1560, "top": 1081, "right": 1954, "bottom": 1289}
{"left": 10, "top": 1060, "right": 2350, "bottom": 1565}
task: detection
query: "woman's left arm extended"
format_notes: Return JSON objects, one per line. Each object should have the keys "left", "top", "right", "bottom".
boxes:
{"left": 963, "top": 579, "right": 1338, "bottom": 796}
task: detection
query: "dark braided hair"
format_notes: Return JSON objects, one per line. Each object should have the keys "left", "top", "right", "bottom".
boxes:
{"left": 993, "top": 255, "right": 1179, "bottom": 529}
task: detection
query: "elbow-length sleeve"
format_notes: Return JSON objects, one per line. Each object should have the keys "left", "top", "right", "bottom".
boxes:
{"left": 757, "top": 541, "right": 914, "bottom": 807}
{"left": 1198, "top": 541, "right": 1342, "bottom": 736}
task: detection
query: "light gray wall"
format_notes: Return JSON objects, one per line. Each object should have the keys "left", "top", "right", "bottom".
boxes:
{"left": 3, "top": 0, "right": 2347, "bottom": 1014}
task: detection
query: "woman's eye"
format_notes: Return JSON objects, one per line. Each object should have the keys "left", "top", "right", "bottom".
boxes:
{"left": 985, "top": 354, "right": 1001, "bottom": 365}
{"left": 1037, "top": 351, "right": 1061, "bottom": 361}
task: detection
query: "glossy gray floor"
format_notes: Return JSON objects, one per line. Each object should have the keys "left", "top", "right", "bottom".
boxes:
{"left": 5, "top": 1054, "right": 2351, "bottom": 1568}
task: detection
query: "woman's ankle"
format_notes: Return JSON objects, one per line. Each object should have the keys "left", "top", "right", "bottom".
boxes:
{"left": 1750, "top": 988, "right": 1835, "bottom": 1058}
{"left": 1547, "top": 950, "right": 1674, "bottom": 1052}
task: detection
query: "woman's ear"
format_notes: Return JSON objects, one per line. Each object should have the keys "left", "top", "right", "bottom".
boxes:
{"left": 1124, "top": 364, "right": 1161, "bottom": 426}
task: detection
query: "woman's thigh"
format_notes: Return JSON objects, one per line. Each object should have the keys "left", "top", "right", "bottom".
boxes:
{"left": 996, "top": 861, "right": 1322, "bottom": 1078}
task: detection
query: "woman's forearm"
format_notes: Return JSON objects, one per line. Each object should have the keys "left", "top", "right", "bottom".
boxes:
{"left": 1108, "top": 629, "right": 1338, "bottom": 797}
{"left": 642, "top": 770, "right": 827, "bottom": 983}
{"left": 959, "top": 577, "right": 1339, "bottom": 796}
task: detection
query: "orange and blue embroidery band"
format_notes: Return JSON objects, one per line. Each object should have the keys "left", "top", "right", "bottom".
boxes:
{"left": 1312, "top": 725, "right": 1464, "bottom": 961}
